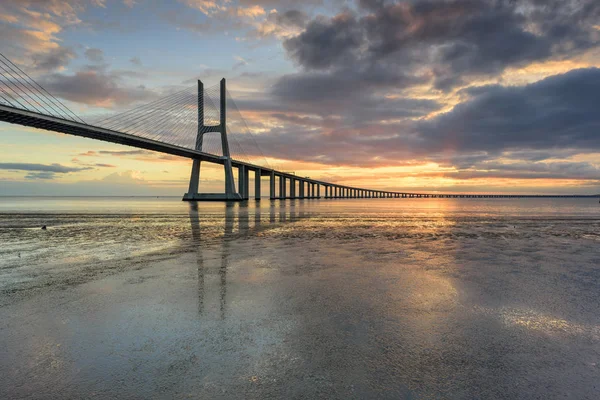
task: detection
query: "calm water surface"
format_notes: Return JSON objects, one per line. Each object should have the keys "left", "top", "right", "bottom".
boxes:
{"left": 0, "top": 197, "right": 599, "bottom": 399}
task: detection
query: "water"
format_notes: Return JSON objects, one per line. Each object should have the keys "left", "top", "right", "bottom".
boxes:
{"left": 0, "top": 197, "right": 599, "bottom": 398}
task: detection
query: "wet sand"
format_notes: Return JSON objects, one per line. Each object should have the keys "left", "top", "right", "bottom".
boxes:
{"left": 1, "top": 199, "right": 599, "bottom": 399}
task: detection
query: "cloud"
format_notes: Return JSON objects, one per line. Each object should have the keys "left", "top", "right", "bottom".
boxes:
{"left": 416, "top": 68, "right": 600, "bottom": 155}
{"left": 98, "top": 150, "right": 149, "bottom": 156}
{"left": 0, "top": 0, "right": 106, "bottom": 71}
{"left": 130, "top": 56, "right": 142, "bottom": 66}
{"left": 233, "top": 5, "right": 265, "bottom": 18}
{"left": 232, "top": 55, "right": 249, "bottom": 70}
{"left": 281, "top": 0, "right": 600, "bottom": 93}
{"left": 100, "top": 170, "right": 145, "bottom": 184}
{"left": 84, "top": 47, "right": 104, "bottom": 63}
{"left": 251, "top": 9, "right": 309, "bottom": 39}
{"left": 40, "top": 68, "right": 156, "bottom": 108}
{"left": 78, "top": 151, "right": 98, "bottom": 157}
{"left": 76, "top": 149, "right": 186, "bottom": 163}
{"left": 24, "top": 171, "right": 57, "bottom": 180}
{"left": 31, "top": 46, "right": 76, "bottom": 71}
{"left": 168, "top": 1, "right": 305, "bottom": 37}
{"left": 284, "top": 12, "right": 363, "bottom": 70}
{"left": 72, "top": 157, "right": 117, "bottom": 168}
{"left": 179, "top": 0, "right": 225, "bottom": 15}
{"left": 424, "top": 161, "right": 600, "bottom": 181}
{"left": 0, "top": 163, "right": 92, "bottom": 173}
{"left": 234, "top": 67, "right": 600, "bottom": 178}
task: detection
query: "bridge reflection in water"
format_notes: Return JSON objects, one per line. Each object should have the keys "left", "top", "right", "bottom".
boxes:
{"left": 188, "top": 200, "right": 310, "bottom": 318}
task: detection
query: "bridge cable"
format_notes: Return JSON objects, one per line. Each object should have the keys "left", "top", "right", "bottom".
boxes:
{"left": 0, "top": 53, "right": 85, "bottom": 123}
{"left": 0, "top": 60, "right": 75, "bottom": 122}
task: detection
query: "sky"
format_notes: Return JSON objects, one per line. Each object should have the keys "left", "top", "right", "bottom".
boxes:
{"left": 0, "top": 0, "right": 599, "bottom": 196}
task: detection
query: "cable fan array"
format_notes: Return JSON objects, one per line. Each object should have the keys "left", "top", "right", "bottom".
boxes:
{"left": 0, "top": 53, "right": 85, "bottom": 123}
{"left": 0, "top": 49, "right": 271, "bottom": 170}
{"left": 91, "top": 82, "right": 272, "bottom": 168}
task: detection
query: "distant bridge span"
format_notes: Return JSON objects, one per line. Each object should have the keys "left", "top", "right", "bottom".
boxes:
{"left": 0, "top": 54, "right": 597, "bottom": 201}
{"left": 2, "top": 103, "right": 596, "bottom": 200}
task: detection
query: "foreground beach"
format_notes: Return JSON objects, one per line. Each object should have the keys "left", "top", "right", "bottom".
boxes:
{"left": 1, "top": 198, "right": 599, "bottom": 399}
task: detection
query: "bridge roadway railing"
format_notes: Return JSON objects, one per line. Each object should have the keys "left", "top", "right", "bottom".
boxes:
{"left": 1, "top": 104, "right": 598, "bottom": 201}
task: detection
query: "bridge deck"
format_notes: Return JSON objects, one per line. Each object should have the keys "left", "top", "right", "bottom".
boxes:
{"left": 1, "top": 104, "right": 597, "bottom": 200}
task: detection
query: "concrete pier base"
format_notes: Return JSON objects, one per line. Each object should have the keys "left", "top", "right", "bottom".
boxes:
{"left": 182, "top": 193, "right": 243, "bottom": 201}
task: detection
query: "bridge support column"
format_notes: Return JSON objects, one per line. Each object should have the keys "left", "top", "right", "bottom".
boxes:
{"left": 282, "top": 176, "right": 287, "bottom": 199}
{"left": 299, "top": 180, "right": 304, "bottom": 199}
{"left": 317, "top": 184, "right": 321, "bottom": 198}
{"left": 277, "top": 175, "right": 282, "bottom": 199}
{"left": 290, "top": 178, "right": 296, "bottom": 199}
{"left": 238, "top": 165, "right": 246, "bottom": 200}
{"left": 270, "top": 171, "right": 275, "bottom": 199}
{"left": 255, "top": 168, "right": 261, "bottom": 200}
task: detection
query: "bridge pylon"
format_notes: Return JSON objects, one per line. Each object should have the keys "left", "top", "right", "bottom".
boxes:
{"left": 183, "top": 78, "right": 242, "bottom": 201}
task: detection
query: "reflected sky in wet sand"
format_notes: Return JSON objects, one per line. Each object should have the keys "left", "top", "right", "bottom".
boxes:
{"left": 1, "top": 197, "right": 599, "bottom": 398}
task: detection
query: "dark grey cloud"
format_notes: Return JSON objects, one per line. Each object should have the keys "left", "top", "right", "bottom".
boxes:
{"left": 282, "top": 0, "right": 600, "bottom": 92}
{"left": 240, "top": 87, "right": 440, "bottom": 125}
{"left": 417, "top": 68, "right": 600, "bottom": 154}
{"left": 271, "top": 69, "right": 426, "bottom": 103}
{"left": 32, "top": 47, "right": 76, "bottom": 72}
{"left": 245, "top": 68, "right": 600, "bottom": 177}
{"left": 0, "top": 163, "right": 91, "bottom": 173}
{"left": 284, "top": 12, "right": 362, "bottom": 69}
{"left": 40, "top": 68, "right": 156, "bottom": 107}
{"left": 84, "top": 48, "right": 104, "bottom": 63}
{"left": 0, "top": 163, "right": 92, "bottom": 173}
{"left": 25, "top": 172, "right": 56, "bottom": 180}
{"left": 431, "top": 161, "right": 600, "bottom": 181}
{"left": 271, "top": 9, "right": 308, "bottom": 28}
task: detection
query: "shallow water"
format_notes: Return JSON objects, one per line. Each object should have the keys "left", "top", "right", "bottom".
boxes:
{"left": 0, "top": 197, "right": 599, "bottom": 398}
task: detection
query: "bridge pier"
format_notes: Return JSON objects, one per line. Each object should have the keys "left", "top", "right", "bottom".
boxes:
{"left": 183, "top": 79, "right": 242, "bottom": 201}
{"left": 270, "top": 171, "right": 276, "bottom": 199}
{"left": 290, "top": 178, "right": 296, "bottom": 199}
{"left": 238, "top": 165, "right": 247, "bottom": 200}
{"left": 255, "top": 168, "right": 261, "bottom": 200}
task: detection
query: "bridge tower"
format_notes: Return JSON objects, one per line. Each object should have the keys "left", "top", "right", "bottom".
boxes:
{"left": 183, "top": 79, "right": 241, "bottom": 201}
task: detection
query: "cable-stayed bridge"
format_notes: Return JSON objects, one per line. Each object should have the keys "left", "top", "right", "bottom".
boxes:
{"left": 0, "top": 54, "right": 597, "bottom": 200}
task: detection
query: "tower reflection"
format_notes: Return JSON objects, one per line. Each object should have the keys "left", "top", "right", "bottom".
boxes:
{"left": 188, "top": 200, "right": 310, "bottom": 319}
